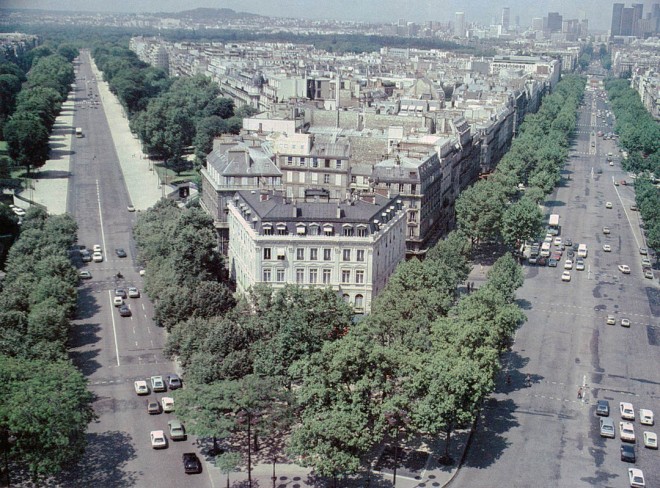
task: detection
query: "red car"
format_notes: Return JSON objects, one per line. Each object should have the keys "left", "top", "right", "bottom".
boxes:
{"left": 621, "top": 180, "right": 627, "bottom": 185}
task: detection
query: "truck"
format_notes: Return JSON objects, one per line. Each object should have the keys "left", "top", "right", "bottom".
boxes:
{"left": 578, "top": 243, "right": 588, "bottom": 258}
{"left": 75, "top": 127, "right": 83, "bottom": 138}
{"left": 548, "top": 214, "right": 560, "bottom": 236}
{"left": 540, "top": 242, "right": 551, "bottom": 257}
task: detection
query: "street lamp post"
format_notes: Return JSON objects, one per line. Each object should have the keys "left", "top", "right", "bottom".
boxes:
{"left": 385, "top": 410, "right": 409, "bottom": 487}
{"left": 237, "top": 409, "right": 252, "bottom": 488}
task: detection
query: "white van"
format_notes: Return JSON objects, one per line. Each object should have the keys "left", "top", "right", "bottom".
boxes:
{"left": 578, "top": 244, "right": 588, "bottom": 258}
{"left": 540, "top": 242, "right": 551, "bottom": 257}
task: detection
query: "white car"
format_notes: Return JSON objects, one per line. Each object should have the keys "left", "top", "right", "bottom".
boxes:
{"left": 93, "top": 244, "right": 102, "bottom": 253}
{"left": 128, "top": 287, "right": 140, "bottom": 298}
{"left": 553, "top": 237, "right": 562, "bottom": 247}
{"left": 606, "top": 315, "right": 616, "bottom": 325}
{"left": 561, "top": 271, "right": 571, "bottom": 282}
{"left": 603, "top": 244, "right": 612, "bottom": 252}
{"left": 12, "top": 207, "right": 26, "bottom": 216}
{"left": 564, "top": 260, "right": 573, "bottom": 270}
{"left": 641, "top": 257, "right": 651, "bottom": 267}
{"left": 606, "top": 201, "right": 613, "bottom": 208}
{"left": 609, "top": 161, "right": 614, "bottom": 166}
{"left": 127, "top": 205, "right": 136, "bottom": 212}
{"left": 161, "top": 397, "right": 174, "bottom": 413}
{"left": 628, "top": 468, "right": 645, "bottom": 487}
{"left": 134, "top": 380, "right": 149, "bottom": 395}
{"left": 639, "top": 409, "right": 654, "bottom": 426}
{"left": 621, "top": 318, "right": 631, "bottom": 328}
{"left": 151, "top": 375, "right": 166, "bottom": 392}
{"left": 643, "top": 431, "right": 657, "bottom": 449}
{"left": 618, "top": 265, "right": 631, "bottom": 274}
{"left": 92, "top": 252, "right": 103, "bottom": 262}
{"left": 576, "top": 259, "right": 585, "bottom": 271}
{"left": 113, "top": 296, "right": 124, "bottom": 307}
{"left": 620, "top": 402, "right": 635, "bottom": 420}
{"left": 602, "top": 226, "right": 610, "bottom": 235}
{"left": 620, "top": 421, "right": 636, "bottom": 442}
{"left": 150, "top": 430, "right": 167, "bottom": 449}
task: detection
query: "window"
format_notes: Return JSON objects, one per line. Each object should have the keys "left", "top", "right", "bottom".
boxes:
{"left": 325, "top": 159, "right": 331, "bottom": 168}
{"left": 343, "top": 227, "right": 354, "bottom": 237}
{"left": 263, "top": 248, "right": 271, "bottom": 260}
{"left": 356, "top": 250, "right": 365, "bottom": 262}
{"left": 336, "top": 160, "right": 343, "bottom": 169}
{"left": 324, "top": 174, "right": 330, "bottom": 184}
{"left": 309, "top": 224, "right": 320, "bottom": 235}
{"left": 341, "top": 270, "right": 350, "bottom": 283}
{"left": 343, "top": 249, "right": 351, "bottom": 261}
{"left": 263, "top": 269, "right": 271, "bottom": 282}
{"left": 355, "top": 270, "right": 364, "bottom": 284}
{"left": 263, "top": 227, "right": 273, "bottom": 236}
{"left": 276, "top": 248, "right": 286, "bottom": 260}
{"left": 296, "top": 248, "right": 305, "bottom": 260}
{"left": 351, "top": 175, "right": 357, "bottom": 183}
{"left": 312, "top": 157, "right": 319, "bottom": 168}
{"left": 323, "top": 248, "right": 332, "bottom": 261}
{"left": 322, "top": 269, "right": 331, "bottom": 283}
{"left": 277, "top": 227, "right": 287, "bottom": 236}
{"left": 411, "top": 184, "right": 416, "bottom": 194}
{"left": 276, "top": 269, "right": 285, "bottom": 282}
{"left": 299, "top": 157, "right": 306, "bottom": 165}
{"left": 355, "top": 294, "right": 364, "bottom": 308}
{"left": 357, "top": 227, "right": 368, "bottom": 237}
{"left": 399, "top": 183, "right": 405, "bottom": 193}
{"left": 323, "top": 225, "right": 334, "bottom": 236}
{"left": 309, "top": 268, "right": 318, "bottom": 284}
{"left": 310, "top": 248, "right": 318, "bottom": 260}
{"left": 299, "top": 172, "right": 305, "bottom": 183}
{"left": 287, "top": 156, "right": 293, "bottom": 165}
{"left": 296, "top": 268, "right": 304, "bottom": 284}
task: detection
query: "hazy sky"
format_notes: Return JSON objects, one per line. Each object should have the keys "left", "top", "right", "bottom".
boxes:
{"left": 4, "top": 0, "right": 659, "bottom": 31}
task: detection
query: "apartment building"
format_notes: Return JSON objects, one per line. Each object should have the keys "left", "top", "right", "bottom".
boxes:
{"left": 200, "top": 137, "right": 283, "bottom": 254}
{"left": 227, "top": 191, "right": 406, "bottom": 313}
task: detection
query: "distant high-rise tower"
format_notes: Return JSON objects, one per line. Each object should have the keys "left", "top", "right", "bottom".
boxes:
{"left": 620, "top": 7, "right": 634, "bottom": 35}
{"left": 611, "top": 3, "right": 624, "bottom": 34}
{"left": 547, "top": 12, "right": 563, "bottom": 32}
{"left": 532, "top": 17, "right": 543, "bottom": 31}
{"left": 455, "top": 12, "right": 465, "bottom": 37}
{"left": 632, "top": 3, "right": 644, "bottom": 34}
{"left": 501, "top": 7, "right": 510, "bottom": 30}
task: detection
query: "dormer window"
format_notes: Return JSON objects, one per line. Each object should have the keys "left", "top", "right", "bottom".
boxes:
{"left": 323, "top": 224, "right": 334, "bottom": 236}
{"left": 262, "top": 223, "right": 273, "bottom": 236}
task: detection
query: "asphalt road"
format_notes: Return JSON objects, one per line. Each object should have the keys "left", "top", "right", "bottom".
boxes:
{"left": 60, "top": 53, "right": 213, "bottom": 487}
{"left": 451, "top": 82, "right": 659, "bottom": 487}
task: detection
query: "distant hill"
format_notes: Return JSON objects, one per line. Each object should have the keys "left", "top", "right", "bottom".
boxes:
{"left": 165, "top": 8, "right": 263, "bottom": 21}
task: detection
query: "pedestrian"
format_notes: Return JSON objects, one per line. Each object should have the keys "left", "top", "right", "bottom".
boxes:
{"left": 577, "top": 387, "right": 583, "bottom": 400}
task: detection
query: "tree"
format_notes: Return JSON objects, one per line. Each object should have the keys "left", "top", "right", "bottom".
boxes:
{"left": 500, "top": 197, "right": 543, "bottom": 248}
{"left": 0, "top": 355, "right": 95, "bottom": 481}
{"left": 216, "top": 451, "right": 242, "bottom": 487}
{"left": 455, "top": 180, "right": 506, "bottom": 245}
{"left": 3, "top": 111, "right": 50, "bottom": 173}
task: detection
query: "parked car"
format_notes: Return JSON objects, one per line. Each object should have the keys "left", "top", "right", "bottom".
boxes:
{"left": 147, "top": 399, "right": 162, "bottom": 415}
{"left": 643, "top": 431, "right": 657, "bottom": 449}
{"left": 79, "top": 270, "right": 92, "bottom": 280}
{"left": 548, "top": 258, "right": 558, "bottom": 268}
{"left": 167, "top": 374, "right": 182, "bottom": 390}
{"left": 183, "top": 452, "right": 202, "bottom": 474}
{"left": 150, "top": 430, "right": 167, "bottom": 449}
{"left": 620, "top": 402, "right": 635, "bottom": 420}
{"left": 628, "top": 468, "right": 645, "bottom": 487}
{"left": 127, "top": 205, "right": 136, "bottom": 212}
{"left": 620, "top": 421, "right": 636, "bottom": 442}
{"left": 621, "top": 444, "right": 636, "bottom": 462}
{"left": 596, "top": 400, "right": 610, "bottom": 416}
{"left": 134, "top": 380, "right": 149, "bottom": 395}
{"left": 639, "top": 409, "right": 654, "bottom": 426}
{"left": 151, "top": 375, "right": 166, "bottom": 392}
{"left": 161, "top": 397, "right": 175, "bottom": 413}
{"left": 168, "top": 419, "right": 186, "bottom": 440}
{"left": 600, "top": 417, "right": 615, "bottom": 438}
{"left": 576, "top": 259, "right": 585, "bottom": 271}
{"left": 564, "top": 260, "right": 573, "bottom": 270}
{"left": 644, "top": 269, "right": 654, "bottom": 279}
{"left": 92, "top": 252, "right": 103, "bottom": 262}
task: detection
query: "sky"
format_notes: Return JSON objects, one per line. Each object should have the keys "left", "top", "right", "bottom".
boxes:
{"left": 4, "top": 0, "right": 660, "bottom": 31}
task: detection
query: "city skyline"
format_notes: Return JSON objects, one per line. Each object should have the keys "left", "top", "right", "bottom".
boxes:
{"left": 5, "top": 0, "right": 656, "bottom": 31}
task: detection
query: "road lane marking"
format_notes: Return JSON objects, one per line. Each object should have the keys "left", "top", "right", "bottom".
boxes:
{"left": 96, "top": 180, "right": 109, "bottom": 258}
{"left": 108, "top": 290, "right": 120, "bottom": 366}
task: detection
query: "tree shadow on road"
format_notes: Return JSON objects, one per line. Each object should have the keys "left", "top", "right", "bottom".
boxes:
{"left": 9, "top": 431, "right": 139, "bottom": 488}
